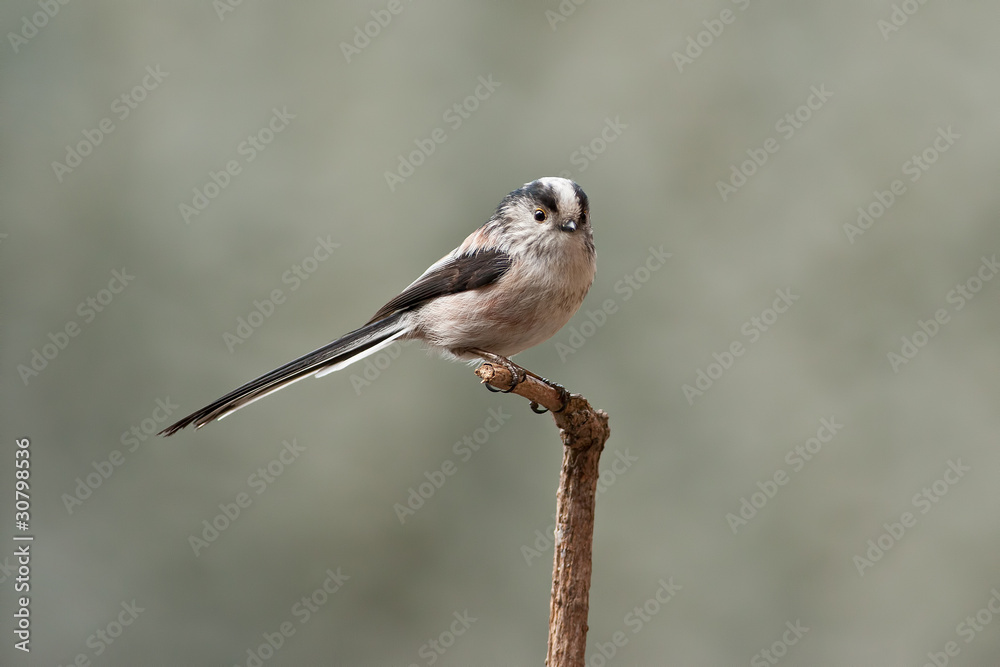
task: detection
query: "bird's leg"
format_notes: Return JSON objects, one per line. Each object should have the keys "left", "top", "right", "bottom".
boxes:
{"left": 526, "top": 370, "right": 570, "bottom": 413}
{"left": 469, "top": 349, "right": 570, "bottom": 413}
{"left": 505, "top": 365, "right": 570, "bottom": 413}
{"left": 469, "top": 349, "right": 525, "bottom": 394}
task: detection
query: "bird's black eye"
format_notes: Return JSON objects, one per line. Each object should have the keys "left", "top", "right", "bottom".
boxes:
{"left": 534, "top": 208, "right": 547, "bottom": 222}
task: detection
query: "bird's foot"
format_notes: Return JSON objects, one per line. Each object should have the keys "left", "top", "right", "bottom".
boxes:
{"left": 472, "top": 349, "right": 524, "bottom": 393}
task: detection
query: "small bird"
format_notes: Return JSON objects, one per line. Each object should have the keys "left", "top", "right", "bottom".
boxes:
{"left": 159, "top": 177, "right": 595, "bottom": 436}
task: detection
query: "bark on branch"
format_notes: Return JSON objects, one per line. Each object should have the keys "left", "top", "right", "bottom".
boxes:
{"left": 474, "top": 362, "right": 611, "bottom": 666}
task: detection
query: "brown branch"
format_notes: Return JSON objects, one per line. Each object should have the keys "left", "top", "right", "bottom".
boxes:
{"left": 475, "top": 362, "right": 611, "bottom": 667}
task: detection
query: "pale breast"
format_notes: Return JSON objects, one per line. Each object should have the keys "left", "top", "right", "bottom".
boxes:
{"left": 414, "top": 252, "right": 595, "bottom": 357}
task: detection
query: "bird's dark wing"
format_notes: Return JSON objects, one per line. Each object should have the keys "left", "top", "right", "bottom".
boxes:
{"left": 366, "top": 249, "right": 512, "bottom": 324}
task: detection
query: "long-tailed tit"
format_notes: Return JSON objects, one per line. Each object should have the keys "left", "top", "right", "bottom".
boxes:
{"left": 159, "top": 177, "right": 595, "bottom": 436}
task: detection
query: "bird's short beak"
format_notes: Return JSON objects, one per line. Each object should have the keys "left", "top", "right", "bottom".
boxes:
{"left": 560, "top": 220, "right": 578, "bottom": 232}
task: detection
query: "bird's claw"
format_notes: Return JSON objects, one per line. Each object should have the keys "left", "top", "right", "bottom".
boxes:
{"left": 476, "top": 351, "right": 568, "bottom": 413}
{"left": 542, "top": 379, "right": 571, "bottom": 413}
{"left": 478, "top": 355, "right": 522, "bottom": 393}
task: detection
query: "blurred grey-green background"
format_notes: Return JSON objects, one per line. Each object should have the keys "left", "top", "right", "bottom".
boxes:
{"left": 2, "top": 1, "right": 999, "bottom": 664}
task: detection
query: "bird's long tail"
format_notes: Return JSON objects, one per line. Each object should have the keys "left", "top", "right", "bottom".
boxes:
{"left": 158, "top": 312, "right": 408, "bottom": 436}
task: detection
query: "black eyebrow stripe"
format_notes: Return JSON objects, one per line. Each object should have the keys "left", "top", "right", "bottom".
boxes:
{"left": 522, "top": 180, "right": 560, "bottom": 213}
{"left": 571, "top": 181, "right": 589, "bottom": 213}
{"left": 536, "top": 188, "right": 560, "bottom": 213}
